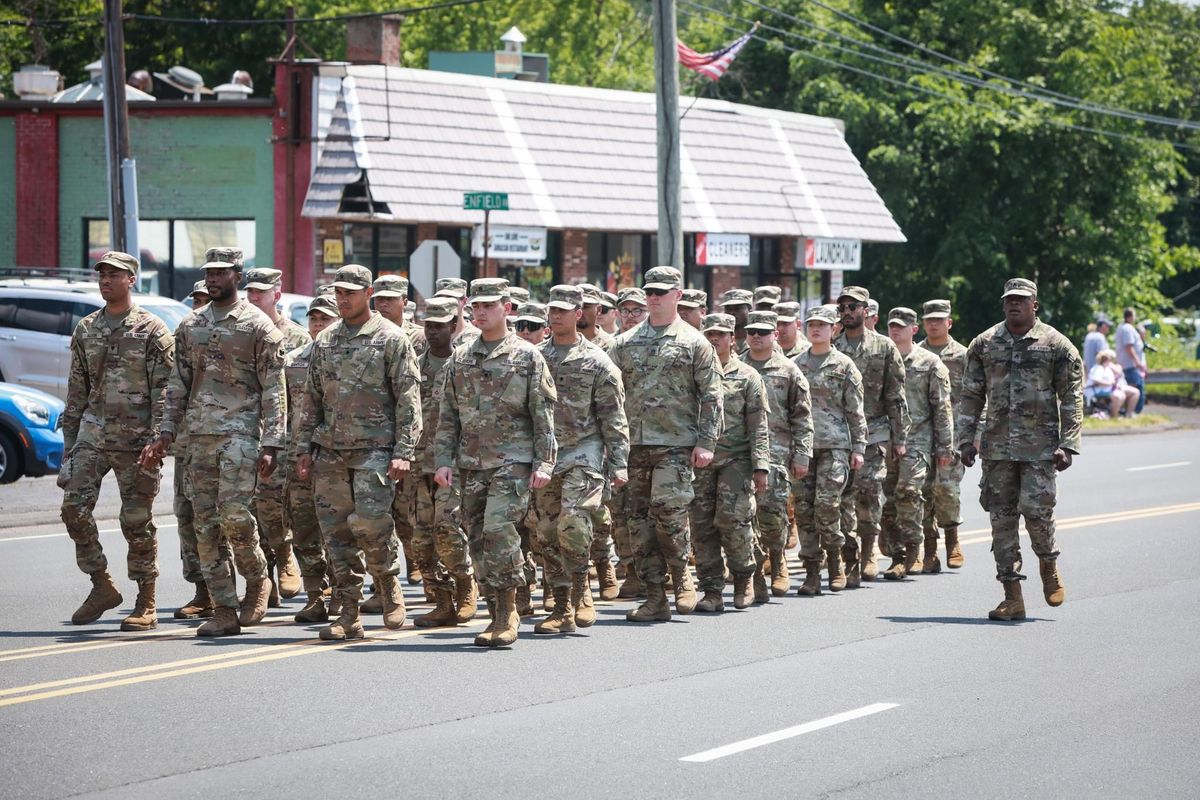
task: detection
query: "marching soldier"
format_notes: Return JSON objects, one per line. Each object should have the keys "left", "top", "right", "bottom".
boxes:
{"left": 719, "top": 288, "right": 753, "bottom": 353}
{"left": 773, "top": 301, "right": 809, "bottom": 357}
{"left": 678, "top": 288, "right": 707, "bottom": 330}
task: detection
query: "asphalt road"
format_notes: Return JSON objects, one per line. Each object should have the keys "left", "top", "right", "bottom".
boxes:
{"left": 1, "top": 430, "right": 1198, "bottom": 799}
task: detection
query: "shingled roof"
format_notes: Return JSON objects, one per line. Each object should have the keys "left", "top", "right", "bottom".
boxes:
{"left": 302, "top": 65, "right": 905, "bottom": 243}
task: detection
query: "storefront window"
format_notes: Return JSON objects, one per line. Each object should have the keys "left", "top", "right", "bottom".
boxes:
{"left": 340, "top": 223, "right": 416, "bottom": 277}
{"left": 586, "top": 232, "right": 653, "bottom": 292}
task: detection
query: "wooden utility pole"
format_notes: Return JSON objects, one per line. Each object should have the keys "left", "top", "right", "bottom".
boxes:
{"left": 102, "top": 0, "right": 138, "bottom": 266}
{"left": 652, "top": 0, "right": 683, "bottom": 270}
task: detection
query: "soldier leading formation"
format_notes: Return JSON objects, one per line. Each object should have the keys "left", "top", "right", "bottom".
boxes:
{"left": 60, "top": 252, "right": 1082, "bottom": 644}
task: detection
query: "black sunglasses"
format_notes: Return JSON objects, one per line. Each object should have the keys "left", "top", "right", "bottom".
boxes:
{"left": 746, "top": 329, "right": 773, "bottom": 337}
{"left": 644, "top": 287, "right": 672, "bottom": 297}
{"left": 837, "top": 302, "right": 863, "bottom": 311}
{"left": 516, "top": 321, "right": 545, "bottom": 332}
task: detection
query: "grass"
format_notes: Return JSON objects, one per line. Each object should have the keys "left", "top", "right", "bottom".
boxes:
{"left": 1082, "top": 413, "right": 1172, "bottom": 431}
{"left": 1143, "top": 336, "right": 1200, "bottom": 404}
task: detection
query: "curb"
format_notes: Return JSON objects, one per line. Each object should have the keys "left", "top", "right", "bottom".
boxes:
{"left": 1082, "top": 422, "right": 1182, "bottom": 437}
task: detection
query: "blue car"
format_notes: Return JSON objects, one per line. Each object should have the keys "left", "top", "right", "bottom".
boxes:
{"left": 0, "top": 382, "right": 65, "bottom": 483}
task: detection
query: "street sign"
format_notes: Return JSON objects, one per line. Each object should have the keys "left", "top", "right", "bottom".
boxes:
{"left": 463, "top": 192, "right": 509, "bottom": 211}
{"left": 408, "top": 240, "right": 462, "bottom": 299}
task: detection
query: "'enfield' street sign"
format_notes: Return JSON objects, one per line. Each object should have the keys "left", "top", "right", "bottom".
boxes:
{"left": 463, "top": 192, "right": 509, "bottom": 211}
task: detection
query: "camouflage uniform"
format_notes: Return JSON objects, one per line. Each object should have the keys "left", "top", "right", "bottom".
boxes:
{"left": 793, "top": 345, "right": 866, "bottom": 561}
{"left": 919, "top": 326, "right": 968, "bottom": 534}
{"left": 436, "top": 328, "right": 558, "bottom": 591}
{"left": 832, "top": 324, "right": 909, "bottom": 559}
{"left": 691, "top": 350, "right": 771, "bottom": 592}
{"left": 881, "top": 339, "right": 953, "bottom": 555}
{"left": 534, "top": 329, "right": 628, "bottom": 589}
{"left": 959, "top": 318, "right": 1083, "bottom": 582}
{"left": 610, "top": 310, "right": 723, "bottom": 587}
{"left": 163, "top": 300, "right": 286, "bottom": 610}
{"left": 296, "top": 311, "right": 422, "bottom": 604}
{"left": 283, "top": 341, "right": 328, "bottom": 592}
{"left": 60, "top": 304, "right": 174, "bottom": 580}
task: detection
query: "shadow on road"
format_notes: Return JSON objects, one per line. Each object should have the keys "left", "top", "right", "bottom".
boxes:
{"left": 878, "top": 615, "right": 1054, "bottom": 625}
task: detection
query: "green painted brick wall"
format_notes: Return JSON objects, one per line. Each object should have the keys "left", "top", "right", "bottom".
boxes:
{"left": 0, "top": 118, "right": 14, "bottom": 266}
{"left": 58, "top": 114, "right": 273, "bottom": 272}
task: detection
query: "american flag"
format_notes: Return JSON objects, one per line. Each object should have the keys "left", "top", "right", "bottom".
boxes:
{"left": 676, "top": 24, "right": 758, "bottom": 81}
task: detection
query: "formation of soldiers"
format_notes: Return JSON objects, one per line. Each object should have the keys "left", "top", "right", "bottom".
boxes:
{"left": 59, "top": 249, "right": 1083, "bottom": 647}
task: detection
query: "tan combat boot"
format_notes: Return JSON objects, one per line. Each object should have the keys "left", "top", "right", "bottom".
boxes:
{"left": 922, "top": 533, "right": 942, "bottom": 574}
{"left": 403, "top": 540, "right": 423, "bottom": 585}
{"left": 475, "top": 587, "right": 519, "bottom": 647}
{"left": 617, "top": 570, "right": 645, "bottom": 599}
{"left": 842, "top": 544, "right": 861, "bottom": 589}
{"left": 571, "top": 572, "right": 596, "bottom": 628}
{"left": 732, "top": 574, "right": 753, "bottom": 610}
{"left": 860, "top": 534, "right": 879, "bottom": 580}
{"left": 415, "top": 587, "right": 457, "bottom": 628}
{"left": 988, "top": 581, "right": 1026, "bottom": 621}
{"left": 541, "top": 576, "right": 555, "bottom": 612}
{"left": 72, "top": 571, "right": 123, "bottom": 625}
{"left": 378, "top": 574, "right": 406, "bottom": 629}
{"left": 197, "top": 606, "right": 241, "bottom": 637}
{"left": 945, "top": 525, "right": 964, "bottom": 568}
{"left": 319, "top": 601, "right": 364, "bottom": 640}
{"left": 1039, "top": 558, "right": 1065, "bottom": 607}
{"left": 276, "top": 543, "right": 302, "bottom": 598}
{"left": 625, "top": 581, "right": 672, "bottom": 622}
{"left": 769, "top": 548, "right": 790, "bottom": 596}
{"left": 797, "top": 560, "right": 822, "bottom": 596}
{"left": 515, "top": 583, "right": 535, "bottom": 618}
{"left": 361, "top": 572, "right": 385, "bottom": 613}
{"left": 786, "top": 523, "right": 799, "bottom": 551}
{"left": 882, "top": 545, "right": 909, "bottom": 581}
{"left": 238, "top": 576, "right": 273, "bottom": 626}
{"left": 670, "top": 564, "right": 697, "bottom": 615}
{"left": 596, "top": 559, "right": 620, "bottom": 601}
{"left": 753, "top": 566, "right": 770, "bottom": 605}
{"left": 826, "top": 549, "right": 845, "bottom": 592}
{"left": 174, "top": 581, "right": 215, "bottom": 620}
{"left": 120, "top": 579, "right": 157, "bottom": 631}
{"left": 454, "top": 575, "right": 479, "bottom": 623}
{"left": 294, "top": 592, "right": 329, "bottom": 623}
{"left": 534, "top": 587, "right": 575, "bottom": 634}
{"left": 695, "top": 589, "right": 724, "bottom": 612}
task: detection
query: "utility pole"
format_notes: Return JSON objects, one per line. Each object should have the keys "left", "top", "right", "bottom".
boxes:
{"left": 102, "top": 0, "right": 138, "bottom": 275}
{"left": 652, "top": 0, "right": 683, "bottom": 270}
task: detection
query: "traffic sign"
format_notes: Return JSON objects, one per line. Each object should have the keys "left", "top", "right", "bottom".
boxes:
{"left": 463, "top": 192, "right": 509, "bottom": 211}
{"left": 408, "top": 240, "right": 462, "bottom": 299}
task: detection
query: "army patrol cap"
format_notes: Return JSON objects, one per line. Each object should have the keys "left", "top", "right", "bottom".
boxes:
{"left": 866, "top": 299, "right": 880, "bottom": 316}
{"left": 1002, "top": 277, "right": 1038, "bottom": 298}
{"left": 516, "top": 302, "right": 547, "bottom": 323}
{"left": 745, "top": 310, "right": 779, "bottom": 331}
{"left": 93, "top": 250, "right": 139, "bottom": 275}
{"left": 701, "top": 313, "right": 736, "bottom": 333}
{"left": 509, "top": 286, "right": 531, "bottom": 304}
{"left": 617, "top": 287, "right": 647, "bottom": 307}
{"left": 423, "top": 297, "right": 458, "bottom": 324}
{"left": 578, "top": 283, "right": 603, "bottom": 305}
{"left": 202, "top": 246, "right": 244, "bottom": 270}
{"left": 599, "top": 291, "right": 618, "bottom": 310}
{"left": 678, "top": 289, "right": 707, "bottom": 309}
{"left": 372, "top": 274, "right": 409, "bottom": 298}
{"left": 837, "top": 286, "right": 870, "bottom": 304}
{"left": 316, "top": 284, "right": 335, "bottom": 297}
{"left": 719, "top": 288, "right": 753, "bottom": 307}
{"left": 243, "top": 267, "right": 282, "bottom": 290}
{"left": 753, "top": 285, "right": 782, "bottom": 307}
{"left": 806, "top": 305, "right": 839, "bottom": 325}
{"left": 307, "top": 294, "right": 340, "bottom": 319}
{"left": 434, "top": 277, "right": 468, "bottom": 299}
{"left": 330, "top": 264, "right": 373, "bottom": 291}
{"left": 190, "top": 280, "right": 210, "bottom": 297}
{"left": 643, "top": 266, "right": 683, "bottom": 291}
{"left": 887, "top": 306, "right": 918, "bottom": 327}
{"left": 923, "top": 299, "right": 952, "bottom": 319}
{"left": 774, "top": 301, "right": 801, "bottom": 323}
{"left": 469, "top": 277, "right": 510, "bottom": 303}
{"left": 547, "top": 284, "right": 584, "bottom": 310}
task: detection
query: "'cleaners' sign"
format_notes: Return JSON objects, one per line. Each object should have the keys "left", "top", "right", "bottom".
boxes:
{"left": 803, "top": 237, "right": 861, "bottom": 271}
{"left": 696, "top": 233, "right": 750, "bottom": 267}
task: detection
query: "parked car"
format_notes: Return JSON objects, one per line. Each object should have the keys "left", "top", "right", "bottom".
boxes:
{"left": 0, "top": 285, "right": 190, "bottom": 400}
{"left": 0, "top": 381, "right": 65, "bottom": 483}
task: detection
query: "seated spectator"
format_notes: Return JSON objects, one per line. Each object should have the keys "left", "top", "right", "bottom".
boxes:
{"left": 1089, "top": 349, "right": 1139, "bottom": 418}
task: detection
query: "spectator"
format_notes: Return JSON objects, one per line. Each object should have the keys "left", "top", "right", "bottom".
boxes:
{"left": 1083, "top": 315, "right": 1111, "bottom": 372}
{"left": 1088, "top": 350, "right": 1139, "bottom": 419}
{"left": 1115, "top": 307, "right": 1147, "bottom": 414}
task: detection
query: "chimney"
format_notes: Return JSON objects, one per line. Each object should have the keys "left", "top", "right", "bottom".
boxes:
{"left": 346, "top": 14, "right": 402, "bottom": 65}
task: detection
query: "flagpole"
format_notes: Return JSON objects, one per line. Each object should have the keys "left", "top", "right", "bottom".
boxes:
{"left": 652, "top": 0, "right": 683, "bottom": 271}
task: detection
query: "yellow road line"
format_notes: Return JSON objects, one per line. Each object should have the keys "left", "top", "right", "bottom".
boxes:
{"left": 958, "top": 501, "right": 1200, "bottom": 544}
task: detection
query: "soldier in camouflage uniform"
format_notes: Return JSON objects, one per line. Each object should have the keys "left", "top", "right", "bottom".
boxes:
{"left": 691, "top": 313, "right": 770, "bottom": 612}
{"left": 410, "top": 298, "right": 478, "bottom": 628}
{"left": 610, "top": 287, "right": 650, "bottom": 598}
{"left": 435, "top": 278, "right": 558, "bottom": 648}
{"left": 60, "top": 251, "right": 173, "bottom": 631}
{"left": 919, "top": 299, "right": 969, "bottom": 569}
{"left": 610, "top": 267, "right": 723, "bottom": 622}
{"left": 678, "top": 288, "right": 707, "bottom": 330}
{"left": 599, "top": 291, "right": 620, "bottom": 336}
{"left": 774, "top": 301, "right": 809, "bottom": 357}
{"left": 151, "top": 247, "right": 285, "bottom": 637}
{"left": 719, "top": 288, "right": 753, "bottom": 354}
{"left": 243, "top": 267, "right": 309, "bottom": 604}
{"left": 513, "top": 300, "right": 549, "bottom": 612}
{"left": 959, "top": 279, "right": 1082, "bottom": 621}
{"left": 189, "top": 280, "right": 210, "bottom": 310}
{"left": 434, "top": 277, "right": 482, "bottom": 349}
{"left": 283, "top": 295, "right": 339, "bottom": 623}
{"left": 533, "top": 285, "right": 629, "bottom": 634}
{"left": 753, "top": 285, "right": 781, "bottom": 311}
{"left": 793, "top": 305, "right": 866, "bottom": 595}
{"left": 833, "top": 286, "right": 910, "bottom": 580}
{"left": 743, "top": 311, "right": 813, "bottom": 599}
{"left": 880, "top": 307, "right": 954, "bottom": 579}
{"left": 865, "top": 299, "right": 880, "bottom": 332}
{"left": 578, "top": 284, "right": 615, "bottom": 352}
{"left": 295, "top": 265, "right": 422, "bottom": 640}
